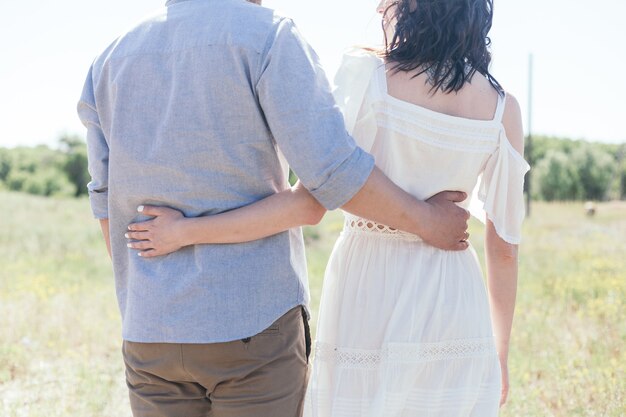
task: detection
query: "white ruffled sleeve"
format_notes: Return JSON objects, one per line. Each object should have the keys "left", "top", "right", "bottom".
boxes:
{"left": 332, "top": 48, "right": 381, "bottom": 152}
{"left": 476, "top": 131, "right": 531, "bottom": 244}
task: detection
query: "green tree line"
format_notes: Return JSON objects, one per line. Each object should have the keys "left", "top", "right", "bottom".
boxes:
{"left": 0, "top": 135, "right": 88, "bottom": 198}
{"left": 528, "top": 136, "right": 626, "bottom": 201}
{"left": 0, "top": 134, "right": 624, "bottom": 201}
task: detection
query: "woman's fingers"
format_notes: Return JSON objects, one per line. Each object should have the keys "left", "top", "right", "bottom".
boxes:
{"left": 127, "top": 205, "right": 167, "bottom": 232}
{"left": 137, "top": 249, "right": 158, "bottom": 258}
{"left": 128, "top": 221, "right": 153, "bottom": 232}
{"left": 124, "top": 205, "right": 184, "bottom": 258}
{"left": 137, "top": 205, "right": 161, "bottom": 216}
{"left": 127, "top": 240, "right": 154, "bottom": 250}
{"left": 500, "top": 360, "right": 510, "bottom": 407}
{"left": 500, "top": 384, "right": 509, "bottom": 406}
{"left": 137, "top": 204, "right": 178, "bottom": 217}
{"left": 125, "top": 232, "right": 172, "bottom": 258}
{"left": 125, "top": 231, "right": 150, "bottom": 240}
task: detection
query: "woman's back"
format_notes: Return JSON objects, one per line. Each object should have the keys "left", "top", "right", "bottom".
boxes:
{"left": 385, "top": 64, "right": 501, "bottom": 123}
{"left": 334, "top": 50, "right": 528, "bottom": 242}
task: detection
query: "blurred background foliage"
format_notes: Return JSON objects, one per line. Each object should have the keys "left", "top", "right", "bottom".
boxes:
{"left": 1, "top": 134, "right": 624, "bottom": 202}
{"left": 0, "top": 135, "right": 88, "bottom": 198}
{"left": 528, "top": 137, "right": 625, "bottom": 201}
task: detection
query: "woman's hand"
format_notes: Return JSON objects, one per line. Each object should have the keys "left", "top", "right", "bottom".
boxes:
{"left": 499, "top": 354, "right": 510, "bottom": 407}
{"left": 124, "top": 184, "right": 326, "bottom": 252}
{"left": 126, "top": 205, "right": 188, "bottom": 258}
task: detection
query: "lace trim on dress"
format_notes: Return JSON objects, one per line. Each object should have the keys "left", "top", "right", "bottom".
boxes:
{"left": 343, "top": 214, "right": 423, "bottom": 241}
{"left": 315, "top": 337, "right": 497, "bottom": 369}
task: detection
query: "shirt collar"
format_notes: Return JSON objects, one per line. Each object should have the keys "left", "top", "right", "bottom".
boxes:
{"left": 165, "top": 0, "right": 193, "bottom": 6}
{"left": 166, "top": 0, "right": 235, "bottom": 6}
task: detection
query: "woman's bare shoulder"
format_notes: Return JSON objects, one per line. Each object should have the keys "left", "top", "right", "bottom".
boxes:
{"left": 458, "top": 73, "right": 501, "bottom": 120}
{"left": 501, "top": 93, "right": 525, "bottom": 155}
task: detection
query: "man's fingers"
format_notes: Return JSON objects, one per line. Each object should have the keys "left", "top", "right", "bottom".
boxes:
{"left": 452, "top": 230, "right": 470, "bottom": 245}
{"left": 446, "top": 191, "right": 468, "bottom": 203}
{"left": 450, "top": 241, "right": 469, "bottom": 251}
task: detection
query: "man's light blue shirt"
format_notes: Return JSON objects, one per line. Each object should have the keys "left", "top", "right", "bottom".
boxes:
{"left": 77, "top": 0, "right": 374, "bottom": 343}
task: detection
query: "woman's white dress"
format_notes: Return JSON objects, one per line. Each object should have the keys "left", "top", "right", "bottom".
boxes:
{"left": 304, "top": 49, "right": 530, "bottom": 417}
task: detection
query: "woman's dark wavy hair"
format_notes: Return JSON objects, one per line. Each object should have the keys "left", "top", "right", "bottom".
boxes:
{"left": 382, "top": 0, "right": 503, "bottom": 95}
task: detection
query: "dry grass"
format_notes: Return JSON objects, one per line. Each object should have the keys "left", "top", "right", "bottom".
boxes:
{"left": 0, "top": 192, "right": 624, "bottom": 416}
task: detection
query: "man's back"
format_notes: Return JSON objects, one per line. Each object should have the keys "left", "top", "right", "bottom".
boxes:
{"left": 78, "top": 0, "right": 374, "bottom": 343}
{"left": 94, "top": 0, "right": 286, "bottom": 217}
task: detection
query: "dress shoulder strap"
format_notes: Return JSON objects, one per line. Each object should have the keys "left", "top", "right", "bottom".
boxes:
{"left": 492, "top": 92, "right": 507, "bottom": 123}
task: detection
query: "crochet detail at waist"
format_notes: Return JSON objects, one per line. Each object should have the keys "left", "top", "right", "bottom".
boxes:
{"left": 343, "top": 214, "right": 423, "bottom": 241}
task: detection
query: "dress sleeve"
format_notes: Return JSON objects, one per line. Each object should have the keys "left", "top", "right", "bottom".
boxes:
{"left": 477, "top": 130, "right": 531, "bottom": 244}
{"left": 332, "top": 48, "right": 381, "bottom": 153}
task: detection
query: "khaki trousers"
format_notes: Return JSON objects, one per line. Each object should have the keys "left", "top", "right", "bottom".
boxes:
{"left": 123, "top": 306, "right": 311, "bottom": 417}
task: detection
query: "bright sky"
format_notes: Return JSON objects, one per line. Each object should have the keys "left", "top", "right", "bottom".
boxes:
{"left": 0, "top": 0, "right": 624, "bottom": 148}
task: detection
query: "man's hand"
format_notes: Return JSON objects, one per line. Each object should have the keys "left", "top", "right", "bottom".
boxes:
{"left": 420, "top": 191, "right": 471, "bottom": 251}
{"left": 340, "top": 167, "right": 470, "bottom": 251}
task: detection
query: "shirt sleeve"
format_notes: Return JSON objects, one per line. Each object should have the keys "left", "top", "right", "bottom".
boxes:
{"left": 332, "top": 48, "right": 380, "bottom": 153}
{"left": 256, "top": 19, "right": 375, "bottom": 210}
{"left": 477, "top": 130, "right": 531, "bottom": 244}
{"left": 77, "top": 64, "right": 110, "bottom": 219}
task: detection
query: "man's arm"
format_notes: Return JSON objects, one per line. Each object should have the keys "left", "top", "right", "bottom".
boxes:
{"left": 99, "top": 219, "right": 112, "bottom": 259}
{"left": 342, "top": 167, "right": 470, "bottom": 251}
{"left": 78, "top": 64, "right": 112, "bottom": 256}
{"left": 257, "top": 19, "right": 469, "bottom": 250}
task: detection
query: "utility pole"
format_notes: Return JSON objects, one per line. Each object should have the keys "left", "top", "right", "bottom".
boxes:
{"left": 525, "top": 54, "right": 533, "bottom": 217}
{"left": 605, "top": 144, "right": 625, "bottom": 201}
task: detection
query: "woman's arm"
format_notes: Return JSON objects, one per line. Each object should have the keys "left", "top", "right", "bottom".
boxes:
{"left": 485, "top": 220, "right": 518, "bottom": 406}
{"left": 487, "top": 92, "right": 524, "bottom": 406}
{"left": 125, "top": 182, "right": 326, "bottom": 257}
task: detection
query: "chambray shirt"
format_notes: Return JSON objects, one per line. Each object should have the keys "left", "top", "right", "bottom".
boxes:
{"left": 77, "top": 0, "right": 374, "bottom": 343}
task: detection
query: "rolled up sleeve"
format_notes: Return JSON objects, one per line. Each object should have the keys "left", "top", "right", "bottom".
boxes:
{"left": 256, "top": 19, "right": 374, "bottom": 210}
{"left": 77, "top": 65, "right": 109, "bottom": 219}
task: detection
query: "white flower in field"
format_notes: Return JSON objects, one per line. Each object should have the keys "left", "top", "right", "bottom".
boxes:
{"left": 20, "top": 336, "right": 35, "bottom": 348}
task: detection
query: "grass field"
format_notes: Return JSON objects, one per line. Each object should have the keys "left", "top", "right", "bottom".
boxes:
{"left": 0, "top": 191, "right": 624, "bottom": 416}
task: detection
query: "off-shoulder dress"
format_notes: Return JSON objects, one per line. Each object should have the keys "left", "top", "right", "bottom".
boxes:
{"left": 304, "top": 49, "right": 530, "bottom": 417}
